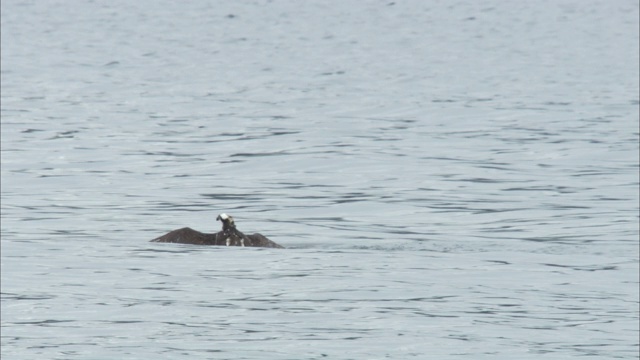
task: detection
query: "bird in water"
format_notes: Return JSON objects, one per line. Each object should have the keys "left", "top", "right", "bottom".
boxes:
{"left": 150, "top": 213, "right": 284, "bottom": 248}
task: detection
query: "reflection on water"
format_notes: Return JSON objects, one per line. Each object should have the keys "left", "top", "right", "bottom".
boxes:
{"left": 1, "top": 0, "right": 638, "bottom": 359}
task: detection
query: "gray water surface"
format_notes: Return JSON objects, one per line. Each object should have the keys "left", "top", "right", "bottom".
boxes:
{"left": 2, "top": 0, "right": 639, "bottom": 359}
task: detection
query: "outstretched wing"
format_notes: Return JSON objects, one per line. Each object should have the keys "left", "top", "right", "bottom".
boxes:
{"left": 150, "top": 227, "right": 217, "bottom": 245}
{"left": 246, "top": 233, "right": 285, "bottom": 248}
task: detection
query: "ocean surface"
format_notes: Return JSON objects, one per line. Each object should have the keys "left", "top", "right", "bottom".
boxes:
{"left": 1, "top": 0, "right": 639, "bottom": 359}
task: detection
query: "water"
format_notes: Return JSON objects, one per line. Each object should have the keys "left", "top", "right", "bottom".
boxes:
{"left": 2, "top": 0, "right": 638, "bottom": 359}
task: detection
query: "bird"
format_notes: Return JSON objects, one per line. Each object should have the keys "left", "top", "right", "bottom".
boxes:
{"left": 150, "top": 213, "right": 284, "bottom": 248}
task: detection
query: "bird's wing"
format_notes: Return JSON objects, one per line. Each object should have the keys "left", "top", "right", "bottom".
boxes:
{"left": 246, "top": 233, "right": 285, "bottom": 248}
{"left": 150, "top": 227, "right": 216, "bottom": 245}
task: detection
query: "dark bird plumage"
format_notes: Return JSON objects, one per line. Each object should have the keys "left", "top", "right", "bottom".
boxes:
{"left": 150, "top": 213, "right": 284, "bottom": 249}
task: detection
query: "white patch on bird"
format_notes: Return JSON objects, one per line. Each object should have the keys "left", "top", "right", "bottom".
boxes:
{"left": 218, "top": 213, "right": 229, "bottom": 220}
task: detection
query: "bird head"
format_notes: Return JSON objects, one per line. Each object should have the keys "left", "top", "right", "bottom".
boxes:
{"left": 216, "top": 213, "right": 235, "bottom": 231}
